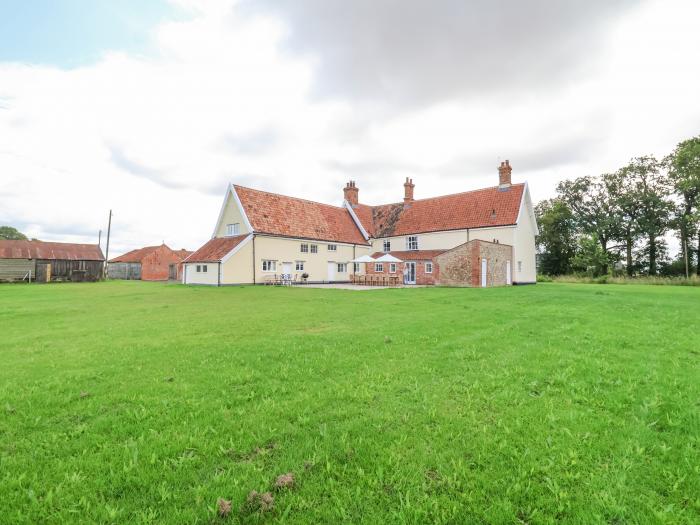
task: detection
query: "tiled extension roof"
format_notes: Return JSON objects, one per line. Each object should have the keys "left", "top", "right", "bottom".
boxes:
{"left": 354, "top": 184, "right": 524, "bottom": 238}
{"left": 371, "top": 250, "right": 446, "bottom": 261}
{"left": 185, "top": 235, "right": 249, "bottom": 263}
{"left": 234, "top": 185, "right": 368, "bottom": 245}
{"left": 110, "top": 245, "right": 192, "bottom": 263}
{"left": 0, "top": 240, "right": 104, "bottom": 261}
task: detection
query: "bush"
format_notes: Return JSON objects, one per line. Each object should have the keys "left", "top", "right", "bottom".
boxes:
{"left": 546, "top": 274, "right": 700, "bottom": 286}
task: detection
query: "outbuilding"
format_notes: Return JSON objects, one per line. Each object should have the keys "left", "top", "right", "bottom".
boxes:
{"left": 0, "top": 240, "right": 105, "bottom": 282}
{"left": 108, "top": 244, "right": 191, "bottom": 281}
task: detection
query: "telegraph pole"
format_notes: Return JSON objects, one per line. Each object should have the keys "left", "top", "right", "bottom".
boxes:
{"left": 104, "top": 210, "right": 112, "bottom": 279}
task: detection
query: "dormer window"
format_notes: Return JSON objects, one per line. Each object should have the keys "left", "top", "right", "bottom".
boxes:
{"left": 406, "top": 236, "right": 418, "bottom": 251}
{"left": 383, "top": 240, "right": 391, "bottom": 253}
{"left": 226, "top": 223, "right": 240, "bottom": 236}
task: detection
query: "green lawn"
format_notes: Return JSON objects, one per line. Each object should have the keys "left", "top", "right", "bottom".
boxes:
{"left": 0, "top": 282, "right": 698, "bottom": 524}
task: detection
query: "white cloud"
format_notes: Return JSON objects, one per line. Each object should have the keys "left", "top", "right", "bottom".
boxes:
{"left": 0, "top": 0, "right": 698, "bottom": 257}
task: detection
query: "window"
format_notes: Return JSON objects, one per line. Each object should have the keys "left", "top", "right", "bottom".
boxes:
{"left": 389, "top": 263, "right": 397, "bottom": 273}
{"left": 202, "top": 265, "right": 208, "bottom": 273}
{"left": 327, "top": 244, "right": 337, "bottom": 252}
{"left": 310, "top": 244, "right": 318, "bottom": 253}
{"left": 353, "top": 263, "right": 360, "bottom": 273}
{"left": 406, "top": 236, "right": 418, "bottom": 251}
{"left": 226, "top": 223, "right": 240, "bottom": 236}
{"left": 337, "top": 263, "right": 347, "bottom": 273}
{"left": 196, "top": 265, "right": 201, "bottom": 273}
{"left": 425, "top": 262, "right": 433, "bottom": 273}
{"left": 262, "top": 260, "right": 276, "bottom": 272}
{"left": 375, "top": 263, "right": 384, "bottom": 272}
{"left": 300, "top": 243, "right": 309, "bottom": 253}
{"left": 295, "top": 261, "right": 304, "bottom": 271}
{"left": 518, "top": 261, "right": 522, "bottom": 272}
{"left": 383, "top": 240, "right": 391, "bottom": 253}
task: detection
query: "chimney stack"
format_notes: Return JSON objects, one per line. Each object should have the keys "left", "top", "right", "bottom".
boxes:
{"left": 343, "top": 180, "right": 359, "bottom": 206}
{"left": 403, "top": 177, "right": 415, "bottom": 206}
{"left": 498, "top": 159, "right": 512, "bottom": 188}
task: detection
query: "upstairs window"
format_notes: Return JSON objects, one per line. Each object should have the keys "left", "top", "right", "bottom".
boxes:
{"left": 383, "top": 240, "right": 391, "bottom": 253}
{"left": 406, "top": 236, "right": 418, "bottom": 251}
{"left": 310, "top": 244, "right": 318, "bottom": 253}
{"left": 226, "top": 223, "right": 240, "bottom": 236}
{"left": 327, "top": 244, "right": 337, "bottom": 252}
{"left": 300, "top": 243, "right": 309, "bottom": 253}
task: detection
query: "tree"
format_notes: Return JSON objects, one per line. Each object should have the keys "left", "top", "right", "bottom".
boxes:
{"left": 0, "top": 226, "right": 28, "bottom": 240}
{"left": 571, "top": 234, "right": 610, "bottom": 277}
{"left": 626, "top": 156, "right": 672, "bottom": 275}
{"left": 535, "top": 198, "right": 577, "bottom": 275}
{"left": 604, "top": 170, "right": 641, "bottom": 276}
{"left": 557, "top": 176, "right": 621, "bottom": 274}
{"left": 666, "top": 136, "right": 700, "bottom": 276}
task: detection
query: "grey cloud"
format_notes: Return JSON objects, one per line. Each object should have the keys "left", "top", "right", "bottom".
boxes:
{"left": 216, "top": 128, "right": 279, "bottom": 156}
{"left": 241, "top": 0, "right": 642, "bottom": 106}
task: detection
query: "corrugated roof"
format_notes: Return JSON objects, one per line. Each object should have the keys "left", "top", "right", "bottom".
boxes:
{"left": 0, "top": 240, "right": 104, "bottom": 261}
{"left": 234, "top": 185, "right": 368, "bottom": 245}
{"left": 354, "top": 184, "right": 525, "bottom": 237}
{"left": 185, "top": 235, "right": 249, "bottom": 263}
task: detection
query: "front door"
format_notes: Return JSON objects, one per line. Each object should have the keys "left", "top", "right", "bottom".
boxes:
{"left": 506, "top": 260, "right": 512, "bottom": 285}
{"left": 327, "top": 262, "right": 336, "bottom": 282}
{"left": 283, "top": 262, "right": 292, "bottom": 279}
{"left": 481, "top": 258, "right": 487, "bottom": 287}
{"left": 405, "top": 262, "right": 416, "bottom": 284}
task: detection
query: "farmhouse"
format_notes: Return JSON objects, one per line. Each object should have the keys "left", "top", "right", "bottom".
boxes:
{"left": 108, "top": 244, "right": 191, "bottom": 281}
{"left": 0, "top": 240, "right": 104, "bottom": 282}
{"left": 184, "top": 160, "right": 537, "bottom": 286}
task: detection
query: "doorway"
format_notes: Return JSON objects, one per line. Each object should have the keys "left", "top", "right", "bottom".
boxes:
{"left": 405, "top": 262, "right": 416, "bottom": 284}
{"left": 506, "top": 260, "right": 512, "bottom": 285}
{"left": 327, "top": 262, "right": 336, "bottom": 282}
{"left": 481, "top": 258, "right": 487, "bottom": 287}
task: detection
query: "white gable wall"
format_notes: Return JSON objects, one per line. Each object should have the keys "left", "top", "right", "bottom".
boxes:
{"left": 213, "top": 188, "right": 252, "bottom": 238}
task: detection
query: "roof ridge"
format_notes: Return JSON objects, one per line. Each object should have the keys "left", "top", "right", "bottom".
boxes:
{"left": 234, "top": 184, "right": 345, "bottom": 211}
{"left": 365, "top": 183, "right": 525, "bottom": 209}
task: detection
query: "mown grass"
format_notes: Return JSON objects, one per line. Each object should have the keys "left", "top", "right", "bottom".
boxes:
{"left": 0, "top": 281, "right": 698, "bottom": 524}
{"left": 538, "top": 274, "right": 700, "bottom": 286}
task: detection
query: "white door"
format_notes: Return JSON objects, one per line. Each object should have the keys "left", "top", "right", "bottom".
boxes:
{"left": 506, "top": 260, "right": 512, "bottom": 285}
{"left": 481, "top": 258, "right": 487, "bottom": 287}
{"left": 282, "top": 262, "right": 292, "bottom": 279}
{"left": 405, "top": 262, "right": 416, "bottom": 284}
{"left": 327, "top": 262, "right": 336, "bottom": 282}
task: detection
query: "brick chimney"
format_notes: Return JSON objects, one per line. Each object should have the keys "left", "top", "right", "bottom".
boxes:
{"left": 498, "top": 159, "right": 512, "bottom": 188}
{"left": 343, "top": 180, "right": 359, "bottom": 206}
{"left": 403, "top": 177, "right": 415, "bottom": 206}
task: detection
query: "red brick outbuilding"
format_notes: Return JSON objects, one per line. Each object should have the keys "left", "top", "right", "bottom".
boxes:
{"left": 108, "top": 244, "right": 192, "bottom": 281}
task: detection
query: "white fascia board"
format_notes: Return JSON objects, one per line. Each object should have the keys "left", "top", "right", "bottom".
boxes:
{"left": 231, "top": 184, "right": 254, "bottom": 234}
{"left": 516, "top": 182, "right": 539, "bottom": 235}
{"left": 211, "top": 183, "right": 255, "bottom": 238}
{"left": 343, "top": 200, "right": 370, "bottom": 241}
{"left": 212, "top": 184, "right": 233, "bottom": 238}
{"left": 221, "top": 234, "right": 254, "bottom": 264}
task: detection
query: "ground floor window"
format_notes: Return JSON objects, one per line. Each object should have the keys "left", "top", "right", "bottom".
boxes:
{"left": 196, "top": 264, "right": 207, "bottom": 273}
{"left": 337, "top": 263, "right": 347, "bottom": 273}
{"left": 353, "top": 262, "right": 360, "bottom": 273}
{"left": 262, "top": 260, "right": 276, "bottom": 272}
{"left": 375, "top": 263, "right": 383, "bottom": 272}
{"left": 425, "top": 262, "right": 433, "bottom": 273}
{"left": 389, "top": 263, "right": 397, "bottom": 273}
{"left": 295, "top": 261, "right": 304, "bottom": 271}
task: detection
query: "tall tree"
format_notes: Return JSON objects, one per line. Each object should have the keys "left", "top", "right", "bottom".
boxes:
{"left": 0, "top": 226, "right": 28, "bottom": 240}
{"left": 557, "top": 176, "right": 620, "bottom": 274}
{"left": 535, "top": 198, "right": 577, "bottom": 275}
{"left": 665, "top": 136, "right": 700, "bottom": 275}
{"left": 604, "top": 170, "right": 641, "bottom": 276}
{"left": 627, "top": 156, "right": 672, "bottom": 275}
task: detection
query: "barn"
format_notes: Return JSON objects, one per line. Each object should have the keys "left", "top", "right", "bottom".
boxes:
{"left": 0, "top": 240, "right": 105, "bottom": 282}
{"left": 108, "top": 244, "right": 191, "bottom": 281}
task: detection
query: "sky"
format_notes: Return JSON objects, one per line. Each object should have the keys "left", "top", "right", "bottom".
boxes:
{"left": 1, "top": 0, "right": 699, "bottom": 257}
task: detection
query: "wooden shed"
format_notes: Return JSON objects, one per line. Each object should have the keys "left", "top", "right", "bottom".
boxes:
{"left": 0, "top": 240, "right": 105, "bottom": 282}
{"left": 108, "top": 244, "right": 191, "bottom": 281}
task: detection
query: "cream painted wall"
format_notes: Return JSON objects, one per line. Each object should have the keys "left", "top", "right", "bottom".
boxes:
{"left": 371, "top": 227, "right": 515, "bottom": 253}
{"left": 183, "top": 262, "right": 220, "bottom": 285}
{"left": 221, "top": 239, "right": 254, "bottom": 284}
{"left": 214, "top": 190, "right": 251, "bottom": 238}
{"left": 512, "top": 208, "right": 537, "bottom": 283}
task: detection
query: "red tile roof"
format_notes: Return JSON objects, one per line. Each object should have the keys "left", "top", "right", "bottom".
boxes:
{"left": 185, "top": 235, "right": 249, "bottom": 262}
{"left": 0, "top": 240, "right": 104, "bottom": 260}
{"left": 234, "top": 185, "right": 368, "bottom": 245}
{"left": 109, "top": 244, "right": 192, "bottom": 263}
{"left": 354, "top": 184, "right": 525, "bottom": 237}
{"left": 371, "top": 250, "right": 446, "bottom": 261}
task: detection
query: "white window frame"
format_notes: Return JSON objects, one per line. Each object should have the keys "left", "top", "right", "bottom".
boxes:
{"left": 389, "top": 263, "right": 397, "bottom": 273}
{"left": 310, "top": 244, "right": 318, "bottom": 253}
{"left": 337, "top": 263, "right": 347, "bottom": 273}
{"left": 196, "top": 265, "right": 201, "bottom": 273}
{"left": 383, "top": 240, "right": 391, "bottom": 253}
{"left": 327, "top": 244, "right": 337, "bottom": 252}
{"left": 375, "top": 263, "right": 384, "bottom": 272}
{"left": 262, "top": 260, "right": 277, "bottom": 272}
{"left": 353, "top": 262, "right": 360, "bottom": 273}
{"left": 425, "top": 262, "right": 433, "bottom": 274}
{"left": 295, "top": 261, "right": 304, "bottom": 271}
{"left": 406, "top": 236, "right": 418, "bottom": 251}
{"left": 300, "top": 243, "right": 309, "bottom": 253}
{"left": 226, "top": 223, "right": 240, "bottom": 236}
{"left": 202, "top": 265, "right": 208, "bottom": 273}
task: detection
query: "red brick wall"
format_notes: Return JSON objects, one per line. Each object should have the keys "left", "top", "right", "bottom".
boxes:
{"left": 435, "top": 240, "right": 512, "bottom": 287}
{"left": 141, "top": 245, "right": 188, "bottom": 281}
{"left": 365, "top": 259, "right": 439, "bottom": 285}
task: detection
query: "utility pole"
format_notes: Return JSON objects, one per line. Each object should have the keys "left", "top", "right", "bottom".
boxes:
{"left": 98, "top": 229, "right": 102, "bottom": 248}
{"left": 104, "top": 210, "right": 112, "bottom": 279}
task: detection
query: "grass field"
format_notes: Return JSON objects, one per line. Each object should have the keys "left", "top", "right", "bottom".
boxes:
{"left": 1, "top": 282, "right": 698, "bottom": 524}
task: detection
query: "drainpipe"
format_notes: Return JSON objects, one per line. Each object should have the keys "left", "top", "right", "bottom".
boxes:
{"left": 218, "top": 262, "right": 221, "bottom": 287}
{"left": 252, "top": 235, "right": 256, "bottom": 285}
